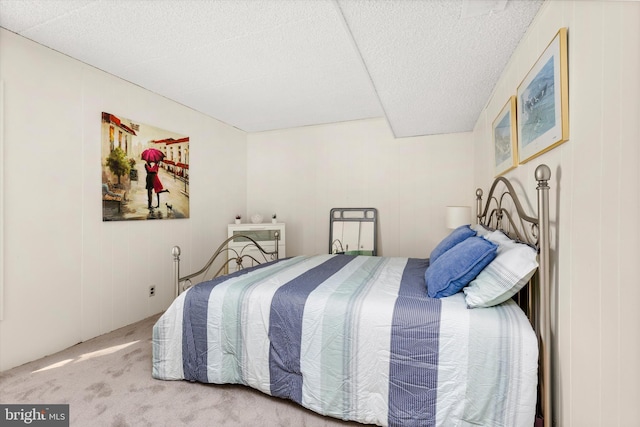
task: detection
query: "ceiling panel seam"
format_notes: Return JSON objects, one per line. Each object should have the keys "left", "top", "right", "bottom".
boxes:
{"left": 332, "top": 0, "right": 396, "bottom": 137}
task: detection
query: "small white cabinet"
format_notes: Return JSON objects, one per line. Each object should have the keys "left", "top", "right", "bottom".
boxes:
{"left": 226, "top": 223, "right": 286, "bottom": 273}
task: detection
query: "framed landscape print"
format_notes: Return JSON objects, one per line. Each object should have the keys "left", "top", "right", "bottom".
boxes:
{"left": 517, "top": 27, "right": 569, "bottom": 164}
{"left": 493, "top": 96, "right": 518, "bottom": 176}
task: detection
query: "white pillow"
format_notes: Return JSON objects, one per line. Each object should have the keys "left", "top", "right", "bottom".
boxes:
{"left": 471, "top": 223, "right": 492, "bottom": 238}
{"left": 463, "top": 230, "right": 538, "bottom": 308}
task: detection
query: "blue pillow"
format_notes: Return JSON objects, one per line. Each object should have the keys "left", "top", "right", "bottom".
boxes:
{"left": 430, "top": 225, "right": 476, "bottom": 263}
{"left": 426, "top": 236, "right": 498, "bottom": 298}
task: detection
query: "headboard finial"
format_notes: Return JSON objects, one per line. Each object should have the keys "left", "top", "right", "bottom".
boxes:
{"left": 172, "top": 246, "right": 181, "bottom": 258}
{"left": 535, "top": 164, "right": 551, "bottom": 182}
{"left": 476, "top": 188, "right": 483, "bottom": 198}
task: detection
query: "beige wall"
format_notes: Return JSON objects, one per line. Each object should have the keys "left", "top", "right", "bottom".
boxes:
{"left": 0, "top": 29, "right": 248, "bottom": 371}
{"left": 246, "top": 118, "right": 474, "bottom": 258}
{"left": 3, "top": 2, "right": 640, "bottom": 425}
{"left": 473, "top": 1, "right": 640, "bottom": 425}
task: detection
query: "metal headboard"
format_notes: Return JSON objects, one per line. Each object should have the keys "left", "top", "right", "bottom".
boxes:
{"left": 475, "top": 164, "right": 551, "bottom": 427}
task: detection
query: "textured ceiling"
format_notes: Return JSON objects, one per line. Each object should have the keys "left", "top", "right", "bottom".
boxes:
{"left": 0, "top": 0, "right": 543, "bottom": 137}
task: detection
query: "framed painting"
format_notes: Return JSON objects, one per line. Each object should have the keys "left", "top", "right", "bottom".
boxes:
{"left": 517, "top": 27, "right": 569, "bottom": 164}
{"left": 493, "top": 95, "right": 517, "bottom": 176}
{"left": 101, "top": 112, "right": 190, "bottom": 221}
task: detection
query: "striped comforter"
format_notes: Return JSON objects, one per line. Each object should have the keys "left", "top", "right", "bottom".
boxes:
{"left": 152, "top": 255, "right": 538, "bottom": 426}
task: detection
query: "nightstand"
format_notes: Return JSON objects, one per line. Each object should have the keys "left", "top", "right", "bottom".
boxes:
{"left": 226, "top": 223, "right": 286, "bottom": 273}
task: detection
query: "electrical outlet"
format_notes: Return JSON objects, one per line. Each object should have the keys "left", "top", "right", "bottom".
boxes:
{"left": 149, "top": 286, "right": 156, "bottom": 297}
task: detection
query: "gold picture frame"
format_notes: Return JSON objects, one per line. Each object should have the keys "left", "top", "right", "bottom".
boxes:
{"left": 517, "top": 27, "right": 569, "bottom": 164}
{"left": 493, "top": 96, "right": 518, "bottom": 176}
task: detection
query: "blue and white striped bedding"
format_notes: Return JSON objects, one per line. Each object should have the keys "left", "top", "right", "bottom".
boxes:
{"left": 152, "top": 255, "right": 538, "bottom": 426}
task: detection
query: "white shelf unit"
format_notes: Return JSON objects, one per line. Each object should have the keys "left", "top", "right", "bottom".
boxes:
{"left": 226, "top": 223, "right": 286, "bottom": 274}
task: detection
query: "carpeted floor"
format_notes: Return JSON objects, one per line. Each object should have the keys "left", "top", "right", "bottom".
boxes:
{"left": 0, "top": 314, "right": 367, "bottom": 426}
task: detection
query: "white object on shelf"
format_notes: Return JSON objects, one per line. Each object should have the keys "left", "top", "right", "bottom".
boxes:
{"left": 251, "top": 213, "right": 263, "bottom": 224}
{"left": 227, "top": 223, "right": 286, "bottom": 274}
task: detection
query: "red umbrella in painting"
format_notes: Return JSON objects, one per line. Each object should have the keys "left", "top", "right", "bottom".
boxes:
{"left": 141, "top": 148, "right": 165, "bottom": 163}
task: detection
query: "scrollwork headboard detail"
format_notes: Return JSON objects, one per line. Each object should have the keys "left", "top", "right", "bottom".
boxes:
{"left": 475, "top": 164, "right": 552, "bottom": 427}
{"left": 476, "top": 178, "right": 539, "bottom": 247}
{"left": 171, "top": 233, "right": 279, "bottom": 297}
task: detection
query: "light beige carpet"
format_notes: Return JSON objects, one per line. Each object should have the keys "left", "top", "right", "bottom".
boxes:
{"left": 0, "top": 314, "right": 368, "bottom": 426}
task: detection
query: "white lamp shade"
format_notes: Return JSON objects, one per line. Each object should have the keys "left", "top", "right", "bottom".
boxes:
{"left": 446, "top": 206, "right": 471, "bottom": 229}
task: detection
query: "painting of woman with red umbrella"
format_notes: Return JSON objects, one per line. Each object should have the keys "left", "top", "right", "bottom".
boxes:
{"left": 142, "top": 148, "right": 169, "bottom": 210}
{"left": 101, "top": 111, "right": 189, "bottom": 221}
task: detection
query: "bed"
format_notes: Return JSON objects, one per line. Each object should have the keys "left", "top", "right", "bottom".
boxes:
{"left": 152, "top": 165, "right": 552, "bottom": 427}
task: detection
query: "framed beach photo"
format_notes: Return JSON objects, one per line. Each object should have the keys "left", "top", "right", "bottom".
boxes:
{"left": 493, "top": 96, "right": 518, "bottom": 176}
{"left": 517, "top": 27, "right": 569, "bottom": 164}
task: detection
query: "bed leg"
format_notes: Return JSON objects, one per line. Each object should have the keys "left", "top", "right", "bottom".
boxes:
{"left": 172, "top": 246, "right": 181, "bottom": 298}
